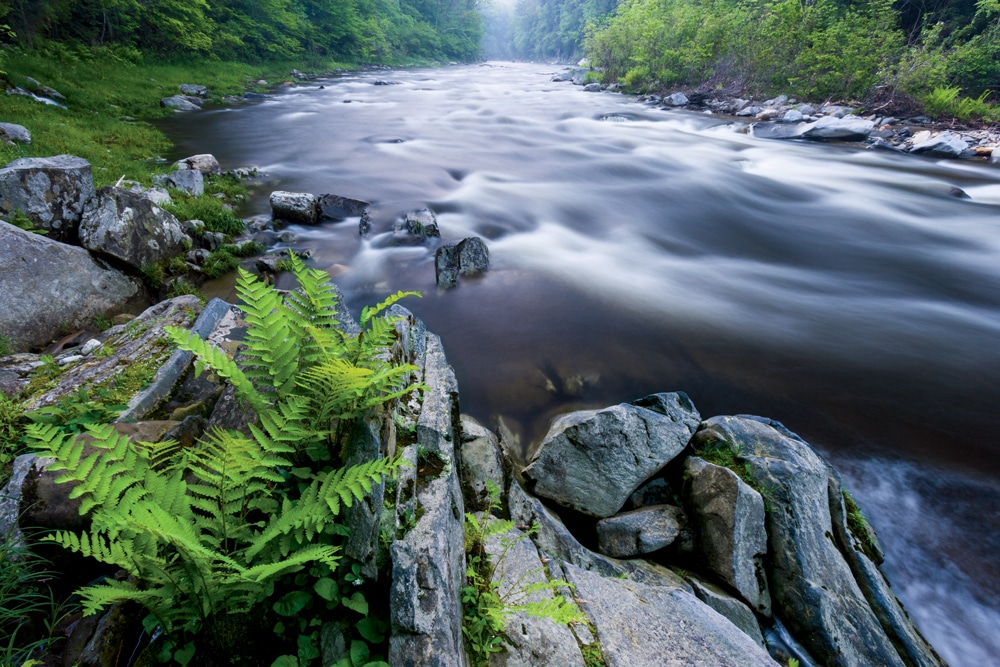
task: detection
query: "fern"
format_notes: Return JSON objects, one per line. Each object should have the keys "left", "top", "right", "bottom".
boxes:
{"left": 165, "top": 253, "right": 423, "bottom": 463}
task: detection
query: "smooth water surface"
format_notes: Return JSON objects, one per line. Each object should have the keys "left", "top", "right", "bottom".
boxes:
{"left": 160, "top": 62, "right": 1000, "bottom": 665}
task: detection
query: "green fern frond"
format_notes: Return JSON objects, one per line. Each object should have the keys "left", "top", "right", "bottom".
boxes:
{"left": 165, "top": 325, "right": 267, "bottom": 414}
{"left": 360, "top": 291, "right": 421, "bottom": 329}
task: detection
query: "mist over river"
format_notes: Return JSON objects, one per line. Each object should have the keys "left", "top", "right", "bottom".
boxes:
{"left": 159, "top": 62, "right": 1000, "bottom": 665}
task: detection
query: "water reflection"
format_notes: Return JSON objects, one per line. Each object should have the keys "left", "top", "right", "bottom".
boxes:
{"left": 159, "top": 62, "right": 1000, "bottom": 665}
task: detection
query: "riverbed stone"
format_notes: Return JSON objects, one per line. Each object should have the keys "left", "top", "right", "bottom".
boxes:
{"left": 397, "top": 207, "right": 440, "bottom": 240}
{"left": 0, "top": 220, "right": 141, "bottom": 352}
{"left": 522, "top": 391, "right": 700, "bottom": 517}
{"left": 563, "top": 562, "right": 779, "bottom": 667}
{"left": 435, "top": 244, "right": 460, "bottom": 288}
{"left": 173, "top": 154, "right": 221, "bottom": 175}
{"left": 0, "top": 154, "right": 95, "bottom": 242}
{"left": 161, "top": 95, "right": 200, "bottom": 111}
{"left": 798, "top": 115, "right": 875, "bottom": 141}
{"left": 458, "top": 237, "right": 489, "bottom": 275}
{"left": 270, "top": 191, "right": 319, "bottom": 225}
{"left": 583, "top": 82, "right": 602, "bottom": 92}
{"left": 317, "top": 194, "right": 370, "bottom": 220}
{"left": 692, "top": 415, "right": 907, "bottom": 667}
{"left": 153, "top": 169, "right": 204, "bottom": 197}
{"left": 684, "top": 456, "right": 771, "bottom": 615}
{"left": 79, "top": 186, "right": 191, "bottom": 271}
{"left": 178, "top": 84, "right": 208, "bottom": 97}
{"left": 595, "top": 504, "right": 685, "bottom": 557}
{"left": 909, "top": 131, "right": 973, "bottom": 158}
{"left": 664, "top": 92, "right": 689, "bottom": 106}
{"left": 0, "top": 123, "right": 31, "bottom": 144}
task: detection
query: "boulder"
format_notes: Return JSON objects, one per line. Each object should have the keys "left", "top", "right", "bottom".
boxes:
{"left": 178, "top": 84, "right": 208, "bottom": 97}
{"left": 0, "top": 154, "right": 95, "bottom": 242}
{"left": 36, "top": 86, "right": 65, "bottom": 101}
{"left": 317, "top": 194, "right": 370, "bottom": 221}
{"left": 686, "top": 575, "right": 766, "bottom": 647}
{"left": 583, "top": 83, "right": 602, "bottom": 92}
{"left": 459, "top": 415, "right": 508, "bottom": 512}
{"left": 692, "top": 416, "right": 907, "bottom": 667}
{"left": 389, "top": 314, "right": 467, "bottom": 666}
{"left": 484, "top": 525, "right": 586, "bottom": 667}
{"left": 562, "top": 563, "right": 779, "bottom": 667}
{"left": 435, "top": 245, "right": 460, "bottom": 289}
{"left": 909, "top": 131, "right": 973, "bottom": 158}
{"left": 153, "top": 169, "right": 204, "bottom": 197}
{"left": 160, "top": 95, "right": 201, "bottom": 111}
{"left": 0, "top": 221, "right": 140, "bottom": 352}
{"left": 664, "top": 92, "right": 689, "bottom": 106}
{"left": 398, "top": 208, "right": 440, "bottom": 240}
{"left": 79, "top": 186, "right": 191, "bottom": 271}
{"left": 0, "top": 453, "right": 37, "bottom": 544}
{"left": 173, "top": 154, "right": 221, "bottom": 175}
{"left": 797, "top": 115, "right": 874, "bottom": 141}
{"left": 781, "top": 109, "right": 804, "bottom": 123}
{"left": 684, "top": 456, "right": 771, "bottom": 614}
{"left": 522, "top": 392, "right": 700, "bottom": 517}
{"left": 457, "top": 237, "right": 489, "bottom": 275}
{"left": 270, "top": 191, "right": 319, "bottom": 225}
{"left": 342, "top": 413, "right": 386, "bottom": 580}
{"left": 595, "top": 504, "right": 685, "bottom": 557}
{"left": 0, "top": 122, "right": 31, "bottom": 144}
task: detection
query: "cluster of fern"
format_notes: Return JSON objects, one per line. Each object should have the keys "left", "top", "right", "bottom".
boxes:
{"left": 28, "top": 254, "right": 422, "bottom": 665}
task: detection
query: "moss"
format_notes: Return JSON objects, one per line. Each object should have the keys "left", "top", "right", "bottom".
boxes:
{"left": 842, "top": 489, "right": 880, "bottom": 562}
{"left": 89, "top": 350, "right": 170, "bottom": 405}
{"left": 164, "top": 194, "right": 245, "bottom": 237}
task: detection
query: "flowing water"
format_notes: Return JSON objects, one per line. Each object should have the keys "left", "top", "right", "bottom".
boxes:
{"left": 160, "top": 62, "right": 1000, "bottom": 665}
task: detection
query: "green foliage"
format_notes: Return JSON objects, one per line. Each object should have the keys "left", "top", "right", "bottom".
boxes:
{"left": 25, "top": 387, "right": 125, "bottom": 435}
{"left": 921, "top": 86, "right": 996, "bottom": 121}
{"left": 32, "top": 354, "right": 61, "bottom": 381}
{"left": 164, "top": 194, "right": 245, "bottom": 237}
{"left": 167, "top": 278, "right": 207, "bottom": 303}
{"left": 0, "top": 391, "right": 26, "bottom": 483}
{"left": 586, "top": 0, "right": 904, "bottom": 100}
{"left": 167, "top": 253, "right": 424, "bottom": 437}
{"left": 842, "top": 489, "right": 880, "bottom": 561}
{"left": 0, "top": 334, "right": 10, "bottom": 357}
{"left": 4, "top": 209, "right": 47, "bottom": 235}
{"left": 201, "top": 247, "right": 240, "bottom": 279}
{"left": 0, "top": 528, "right": 63, "bottom": 667}
{"left": 141, "top": 262, "right": 166, "bottom": 291}
{"left": 29, "top": 420, "right": 402, "bottom": 659}
{"left": 461, "top": 482, "right": 584, "bottom": 667}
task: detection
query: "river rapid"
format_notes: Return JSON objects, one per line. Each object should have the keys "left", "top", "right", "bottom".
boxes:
{"left": 159, "top": 62, "right": 1000, "bottom": 665}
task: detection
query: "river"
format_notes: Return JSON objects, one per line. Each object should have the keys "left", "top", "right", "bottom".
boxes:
{"left": 159, "top": 62, "right": 1000, "bottom": 666}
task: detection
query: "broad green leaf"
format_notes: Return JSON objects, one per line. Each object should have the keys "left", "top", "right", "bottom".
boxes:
{"left": 356, "top": 616, "right": 387, "bottom": 643}
{"left": 271, "top": 656, "right": 298, "bottom": 667}
{"left": 343, "top": 591, "right": 369, "bottom": 615}
{"left": 314, "top": 577, "right": 339, "bottom": 601}
{"left": 350, "top": 640, "right": 370, "bottom": 666}
{"left": 274, "top": 590, "right": 313, "bottom": 616}
{"left": 174, "top": 642, "right": 196, "bottom": 666}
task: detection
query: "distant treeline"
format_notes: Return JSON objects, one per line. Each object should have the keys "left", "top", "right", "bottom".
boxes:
{"left": 483, "top": 0, "right": 1000, "bottom": 120}
{"left": 0, "top": 0, "right": 483, "bottom": 62}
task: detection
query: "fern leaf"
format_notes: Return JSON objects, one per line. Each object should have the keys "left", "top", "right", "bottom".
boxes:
{"left": 166, "top": 326, "right": 268, "bottom": 413}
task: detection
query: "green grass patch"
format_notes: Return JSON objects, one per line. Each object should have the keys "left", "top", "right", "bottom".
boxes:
{"left": 164, "top": 193, "right": 245, "bottom": 237}
{"left": 0, "top": 45, "right": 319, "bottom": 187}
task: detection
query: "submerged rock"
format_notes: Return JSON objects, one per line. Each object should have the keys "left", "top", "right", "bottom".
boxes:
{"left": 270, "top": 191, "right": 319, "bottom": 225}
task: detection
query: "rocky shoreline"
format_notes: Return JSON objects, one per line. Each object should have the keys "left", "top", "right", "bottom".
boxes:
{"left": 556, "top": 65, "right": 1000, "bottom": 164}
{"left": 0, "top": 67, "right": 951, "bottom": 667}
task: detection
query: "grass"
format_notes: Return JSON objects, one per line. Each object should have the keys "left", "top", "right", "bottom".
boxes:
{"left": 0, "top": 527, "right": 65, "bottom": 667}
{"left": 0, "top": 44, "right": 339, "bottom": 187}
{"left": 164, "top": 192, "right": 246, "bottom": 237}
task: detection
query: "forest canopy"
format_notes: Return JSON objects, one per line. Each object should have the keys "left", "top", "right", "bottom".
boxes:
{"left": 0, "top": 0, "right": 484, "bottom": 62}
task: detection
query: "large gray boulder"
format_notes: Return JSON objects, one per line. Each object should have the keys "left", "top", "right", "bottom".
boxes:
{"left": 522, "top": 392, "right": 700, "bottom": 517}
{"left": 692, "top": 415, "right": 921, "bottom": 667}
{"left": 562, "top": 563, "right": 779, "bottom": 667}
{"left": 457, "top": 237, "right": 489, "bottom": 275}
{"left": 685, "top": 575, "right": 766, "bottom": 647}
{"left": 684, "top": 456, "right": 771, "bottom": 614}
{"left": 270, "top": 191, "right": 319, "bottom": 225}
{"left": 317, "top": 194, "right": 370, "bottom": 221}
{"left": 389, "top": 312, "right": 467, "bottom": 666}
{"left": 485, "top": 526, "right": 586, "bottom": 667}
{"left": 79, "top": 187, "right": 190, "bottom": 271}
{"left": 595, "top": 504, "right": 685, "bottom": 558}
{"left": 0, "top": 221, "right": 140, "bottom": 352}
{"left": 0, "top": 155, "right": 95, "bottom": 242}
